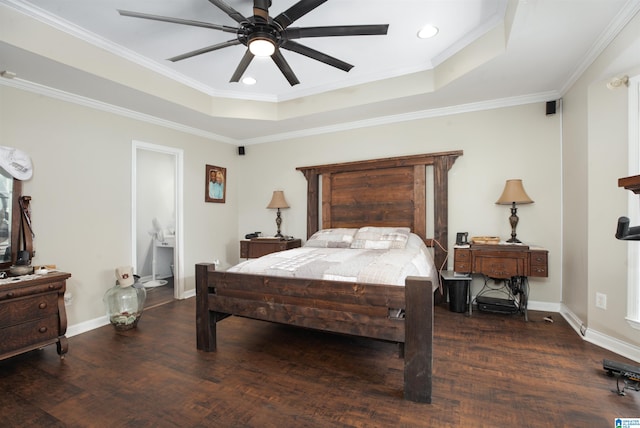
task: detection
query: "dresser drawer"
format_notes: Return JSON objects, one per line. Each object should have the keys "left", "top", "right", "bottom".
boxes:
{"left": 0, "top": 315, "right": 60, "bottom": 354}
{"left": 0, "top": 280, "right": 65, "bottom": 301}
{"left": 474, "top": 255, "right": 526, "bottom": 279}
{"left": 530, "top": 250, "right": 548, "bottom": 277}
{"left": 0, "top": 293, "right": 59, "bottom": 325}
{"left": 453, "top": 249, "right": 471, "bottom": 273}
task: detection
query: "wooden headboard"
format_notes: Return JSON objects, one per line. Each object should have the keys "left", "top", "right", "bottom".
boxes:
{"left": 297, "top": 151, "right": 462, "bottom": 269}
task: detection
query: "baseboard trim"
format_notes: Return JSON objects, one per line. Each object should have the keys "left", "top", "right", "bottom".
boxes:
{"left": 560, "top": 303, "right": 640, "bottom": 364}
{"left": 527, "top": 300, "right": 562, "bottom": 313}
{"left": 584, "top": 327, "right": 640, "bottom": 363}
{"left": 67, "top": 294, "right": 196, "bottom": 337}
{"left": 66, "top": 315, "right": 110, "bottom": 338}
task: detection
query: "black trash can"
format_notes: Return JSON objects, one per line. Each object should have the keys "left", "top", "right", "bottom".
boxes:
{"left": 448, "top": 280, "right": 469, "bottom": 313}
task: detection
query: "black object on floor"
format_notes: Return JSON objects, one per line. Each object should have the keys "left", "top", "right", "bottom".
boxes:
{"left": 476, "top": 296, "right": 518, "bottom": 314}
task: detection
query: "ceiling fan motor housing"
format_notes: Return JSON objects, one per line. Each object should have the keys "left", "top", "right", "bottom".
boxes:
{"left": 239, "top": 21, "right": 281, "bottom": 50}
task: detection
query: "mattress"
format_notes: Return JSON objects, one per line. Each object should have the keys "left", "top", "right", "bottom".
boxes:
{"left": 229, "top": 228, "right": 439, "bottom": 291}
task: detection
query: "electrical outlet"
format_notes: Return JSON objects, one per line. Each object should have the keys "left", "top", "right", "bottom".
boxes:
{"left": 64, "top": 292, "right": 73, "bottom": 306}
{"left": 595, "top": 292, "right": 607, "bottom": 310}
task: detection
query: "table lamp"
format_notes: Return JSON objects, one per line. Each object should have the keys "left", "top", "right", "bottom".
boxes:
{"left": 267, "top": 190, "right": 289, "bottom": 238}
{"left": 496, "top": 179, "right": 534, "bottom": 243}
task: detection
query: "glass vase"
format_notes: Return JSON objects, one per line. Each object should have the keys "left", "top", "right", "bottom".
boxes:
{"left": 103, "top": 282, "right": 147, "bottom": 331}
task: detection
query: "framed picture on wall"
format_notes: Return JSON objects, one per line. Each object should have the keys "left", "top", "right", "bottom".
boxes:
{"left": 205, "top": 164, "right": 226, "bottom": 203}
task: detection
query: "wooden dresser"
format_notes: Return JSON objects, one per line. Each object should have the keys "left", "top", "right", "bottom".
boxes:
{"left": 0, "top": 271, "right": 71, "bottom": 361}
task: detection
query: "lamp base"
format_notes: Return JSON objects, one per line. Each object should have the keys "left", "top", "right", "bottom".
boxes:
{"left": 274, "top": 208, "right": 283, "bottom": 238}
{"left": 507, "top": 203, "right": 522, "bottom": 244}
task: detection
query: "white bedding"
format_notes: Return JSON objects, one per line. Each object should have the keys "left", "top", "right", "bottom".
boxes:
{"left": 229, "top": 229, "right": 439, "bottom": 291}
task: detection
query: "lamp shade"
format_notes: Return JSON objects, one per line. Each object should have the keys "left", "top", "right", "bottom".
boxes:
{"left": 496, "top": 179, "right": 534, "bottom": 205}
{"left": 267, "top": 190, "right": 289, "bottom": 209}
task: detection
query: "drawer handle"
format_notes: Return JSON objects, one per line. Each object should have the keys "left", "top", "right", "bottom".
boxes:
{"left": 7, "top": 292, "right": 14, "bottom": 298}
{"left": 39, "top": 302, "right": 48, "bottom": 309}
{"left": 39, "top": 326, "right": 48, "bottom": 333}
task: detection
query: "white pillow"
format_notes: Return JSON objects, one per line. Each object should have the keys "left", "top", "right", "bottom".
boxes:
{"left": 304, "top": 228, "right": 357, "bottom": 248}
{"left": 350, "top": 227, "right": 411, "bottom": 250}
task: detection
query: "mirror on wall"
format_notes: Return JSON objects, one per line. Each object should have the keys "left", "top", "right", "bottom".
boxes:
{"left": 0, "top": 169, "right": 22, "bottom": 270}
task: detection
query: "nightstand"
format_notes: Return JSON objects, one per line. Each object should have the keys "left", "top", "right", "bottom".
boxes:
{"left": 240, "top": 238, "right": 302, "bottom": 259}
{"left": 453, "top": 244, "right": 548, "bottom": 321}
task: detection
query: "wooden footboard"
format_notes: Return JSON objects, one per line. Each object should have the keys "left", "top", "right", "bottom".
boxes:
{"left": 195, "top": 263, "right": 433, "bottom": 403}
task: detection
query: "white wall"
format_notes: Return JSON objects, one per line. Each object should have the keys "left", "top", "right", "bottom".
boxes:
{"left": 237, "top": 103, "right": 563, "bottom": 305}
{"left": 0, "top": 85, "right": 239, "bottom": 328}
{"left": 562, "top": 9, "right": 640, "bottom": 350}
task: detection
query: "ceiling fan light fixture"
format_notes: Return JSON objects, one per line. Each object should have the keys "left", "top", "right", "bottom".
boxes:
{"left": 417, "top": 24, "right": 439, "bottom": 39}
{"left": 249, "top": 37, "right": 276, "bottom": 57}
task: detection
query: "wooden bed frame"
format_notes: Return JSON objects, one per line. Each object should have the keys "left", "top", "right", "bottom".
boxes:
{"left": 196, "top": 150, "right": 462, "bottom": 403}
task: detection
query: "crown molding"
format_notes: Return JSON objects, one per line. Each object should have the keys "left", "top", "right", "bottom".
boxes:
{"left": 0, "top": 0, "right": 511, "bottom": 104}
{"left": 0, "top": 0, "right": 271, "bottom": 102}
{"left": 1, "top": 75, "right": 558, "bottom": 146}
{"left": 560, "top": 0, "right": 640, "bottom": 95}
{"left": 241, "top": 91, "right": 560, "bottom": 146}
{"left": 0, "top": 76, "right": 237, "bottom": 144}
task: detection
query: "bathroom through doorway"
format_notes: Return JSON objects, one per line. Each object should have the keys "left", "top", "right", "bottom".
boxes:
{"left": 131, "top": 141, "right": 184, "bottom": 307}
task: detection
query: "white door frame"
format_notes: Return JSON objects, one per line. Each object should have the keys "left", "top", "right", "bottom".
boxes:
{"left": 131, "top": 141, "right": 184, "bottom": 299}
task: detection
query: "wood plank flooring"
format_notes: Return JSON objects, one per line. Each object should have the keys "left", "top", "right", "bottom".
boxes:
{"left": 143, "top": 279, "right": 174, "bottom": 309}
{"left": 1, "top": 298, "right": 638, "bottom": 427}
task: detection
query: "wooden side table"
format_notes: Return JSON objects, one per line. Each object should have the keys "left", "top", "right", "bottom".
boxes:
{"left": 453, "top": 244, "right": 548, "bottom": 320}
{"left": 240, "top": 238, "right": 302, "bottom": 259}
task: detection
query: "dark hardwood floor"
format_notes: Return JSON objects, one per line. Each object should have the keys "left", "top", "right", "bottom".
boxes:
{"left": 143, "top": 277, "right": 174, "bottom": 309}
{"left": 1, "top": 298, "right": 638, "bottom": 427}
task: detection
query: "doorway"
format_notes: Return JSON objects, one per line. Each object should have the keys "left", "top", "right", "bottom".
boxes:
{"left": 131, "top": 141, "right": 184, "bottom": 307}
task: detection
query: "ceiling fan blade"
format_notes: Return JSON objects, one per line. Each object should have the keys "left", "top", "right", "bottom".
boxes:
{"left": 281, "top": 40, "right": 352, "bottom": 72}
{"left": 208, "top": 0, "right": 248, "bottom": 24}
{"left": 274, "top": 0, "right": 328, "bottom": 29}
{"left": 230, "top": 50, "right": 255, "bottom": 82}
{"left": 168, "top": 39, "right": 241, "bottom": 62}
{"left": 118, "top": 10, "right": 238, "bottom": 33}
{"left": 285, "top": 24, "right": 389, "bottom": 39}
{"left": 271, "top": 50, "right": 300, "bottom": 86}
{"left": 253, "top": 0, "right": 271, "bottom": 22}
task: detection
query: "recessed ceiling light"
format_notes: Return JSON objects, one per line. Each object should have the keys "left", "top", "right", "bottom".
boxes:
{"left": 417, "top": 25, "right": 439, "bottom": 39}
{"left": 242, "top": 77, "right": 257, "bottom": 85}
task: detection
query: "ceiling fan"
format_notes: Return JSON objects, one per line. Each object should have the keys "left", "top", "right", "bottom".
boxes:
{"left": 118, "top": 0, "right": 389, "bottom": 86}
